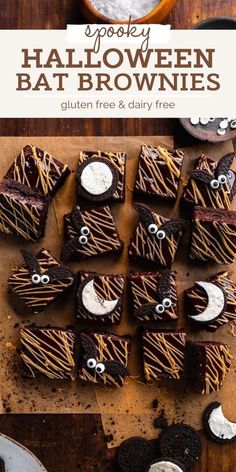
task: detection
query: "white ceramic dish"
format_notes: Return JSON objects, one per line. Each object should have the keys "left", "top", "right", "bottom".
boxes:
{"left": 0, "top": 433, "right": 47, "bottom": 472}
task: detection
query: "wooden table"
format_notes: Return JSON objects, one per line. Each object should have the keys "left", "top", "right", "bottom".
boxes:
{"left": 0, "top": 1, "right": 235, "bottom": 471}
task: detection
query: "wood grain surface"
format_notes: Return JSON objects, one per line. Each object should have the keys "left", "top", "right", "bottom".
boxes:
{"left": 0, "top": 1, "right": 235, "bottom": 471}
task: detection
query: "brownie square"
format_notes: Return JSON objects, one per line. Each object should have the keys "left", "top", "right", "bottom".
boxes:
{"left": 185, "top": 341, "right": 232, "bottom": 394}
{"left": 8, "top": 248, "right": 75, "bottom": 314}
{"left": 128, "top": 270, "right": 178, "bottom": 322}
{"left": 5, "top": 144, "right": 70, "bottom": 198}
{"left": 129, "top": 204, "right": 187, "bottom": 268}
{"left": 77, "top": 271, "right": 124, "bottom": 324}
{"left": 61, "top": 205, "right": 123, "bottom": 261}
{"left": 190, "top": 206, "right": 236, "bottom": 264}
{"left": 20, "top": 327, "right": 76, "bottom": 380}
{"left": 78, "top": 331, "right": 131, "bottom": 387}
{"left": 134, "top": 145, "right": 184, "bottom": 201}
{"left": 181, "top": 152, "right": 236, "bottom": 210}
{"left": 0, "top": 179, "right": 49, "bottom": 242}
{"left": 76, "top": 150, "right": 126, "bottom": 203}
{"left": 141, "top": 329, "right": 186, "bottom": 382}
{"left": 185, "top": 271, "right": 236, "bottom": 331}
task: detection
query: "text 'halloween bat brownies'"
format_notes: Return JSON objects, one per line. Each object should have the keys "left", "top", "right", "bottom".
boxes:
{"left": 78, "top": 331, "right": 131, "bottom": 387}
{"left": 8, "top": 248, "right": 75, "bottom": 314}
{"left": 128, "top": 204, "right": 187, "bottom": 268}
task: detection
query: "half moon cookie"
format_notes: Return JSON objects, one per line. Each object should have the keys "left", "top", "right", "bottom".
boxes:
{"left": 148, "top": 458, "right": 186, "bottom": 472}
{"left": 181, "top": 152, "right": 236, "bottom": 210}
{"left": 77, "top": 271, "right": 124, "bottom": 324}
{"left": 61, "top": 205, "right": 123, "bottom": 261}
{"left": 185, "top": 271, "right": 236, "bottom": 331}
{"left": 185, "top": 341, "right": 232, "bottom": 394}
{"left": 190, "top": 206, "right": 236, "bottom": 264}
{"left": 128, "top": 270, "right": 178, "bottom": 322}
{"left": 78, "top": 331, "right": 131, "bottom": 387}
{"left": 129, "top": 204, "right": 187, "bottom": 268}
{"left": 8, "top": 248, "right": 75, "bottom": 314}
{"left": 204, "top": 402, "right": 236, "bottom": 443}
{"left": 76, "top": 150, "right": 126, "bottom": 203}
{"left": 134, "top": 145, "right": 184, "bottom": 201}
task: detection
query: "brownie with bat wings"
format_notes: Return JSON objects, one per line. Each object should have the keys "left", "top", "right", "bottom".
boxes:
{"left": 181, "top": 152, "right": 236, "bottom": 210}
{"left": 8, "top": 249, "right": 75, "bottom": 314}
{"left": 128, "top": 204, "right": 187, "bottom": 268}
{"left": 78, "top": 331, "right": 131, "bottom": 387}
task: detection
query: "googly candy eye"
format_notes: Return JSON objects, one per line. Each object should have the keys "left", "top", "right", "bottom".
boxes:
{"left": 80, "top": 226, "right": 90, "bottom": 236}
{"left": 231, "top": 120, "right": 236, "bottom": 129}
{"left": 156, "top": 230, "right": 166, "bottom": 240}
{"left": 218, "top": 175, "right": 227, "bottom": 185}
{"left": 95, "top": 362, "right": 105, "bottom": 374}
{"left": 210, "top": 179, "right": 220, "bottom": 190}
{"left": 31, "top": 273, "right": 41, "bottom": 284}
{"left": 155, "top": 304, "right": 165, "bottom": 314}
{"left": 41, "top": 274, "right": 50, "bottom": 285}
{"left": 148, "top": 224, "right": 158, "bottom": 234}
{"left": 79, "top": 235, "right": 88, "bottom": 245}
{"left": 162, "top": 298, "right": 172, "bottom": 309}
{"left": 87, "top": 358, "right": 96, "bottom": 369}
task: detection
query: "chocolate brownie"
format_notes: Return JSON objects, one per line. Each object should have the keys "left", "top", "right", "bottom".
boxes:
{"left": 129, "top": 204, "right": 187, "bottom": 268}
{"left": 20, "top": 327, "right": 76, "bottom": 380}
{"left": 135, "top": 145, "right": 184, "bottom": 201}
{"left": 128, "top": 270, "right": 178, "bottom": 322}
{"left": 182, "top": 152, "right": 236, "bottom": 209}
{"left": 76, "top": 150, "right": 126, "bottom": 202}
{"left": 185, "top": 341, "right": 232, "bottom": 394}
{"left": 204, "top": 402, "right": 236, "bottom": 443}
{"left": 0, "top": 179, "right": 49, "bottom": 241}
{"left": 141, "top": 329, "right": 186, "bottom": 382}
{"left": 190, "top": 206, "right": 236, "bottom": 264}
{"left": 61, "top": 205, "right": 123, "bottom": 261}
{"left": 5, "top": 144, "right": 70, "bottom": 198}
{"left": 78, "top": 331, "right": 130, "bottom": 387}
{"left": 160, "top": 424, "right": 202, "bottom": 469}
{"left": 117, "top": 437, "right": 156, "bottom": 472}
{"left": 77, "top": 271, "right": 124, "bottom": 324}
{"left": 8, "top": 248, "right": 75, "bottom": 314}
{"left": 148, "top": 458, "right": 186, "bottom": 472}
{"left": 185, "top": 271, "right": 236, "bottom": 331}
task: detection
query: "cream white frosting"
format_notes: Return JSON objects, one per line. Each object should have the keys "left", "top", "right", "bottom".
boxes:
{"left": 191, "top": 281, "right": 225, "bottom": 322}
{"left": 81, "top": 278, "right": 119, "bottom": 316}
{"left": 81, "top": 161, "right": 113, "bottom": 196}
{"left": 208, "top": 405, "right": 236, "bottom": 440}
{"left": 148, "top": 461, "right": 183, "bottom": 472}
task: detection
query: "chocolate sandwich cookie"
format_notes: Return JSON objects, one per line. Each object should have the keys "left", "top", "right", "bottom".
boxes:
{"left": 5, "top": 144, "right": 70, "bottom": 198}
{"left": 147, "top": 458, "right": 186, "bottom": 472}
{"left": 117, "top": 437, "right": 156, "bottom": 472}
{"left": 204, "top": 402, "right": 236, "bottom": 443}
{"left": 182, "top": 152, "right": 236, "bottom": 210}
{"left": 79, "top": 331, "right": 131, "bottom": 387}
{"left": 160, "top": 424, "right": 202, "bottom": 469}
{"left": 134, "top": 145, "right": 184, "bottom": 201}
{"left": 76, "top": 150, "right": 126, "bottom": 202}
{"left": 8, "top": 248, "right": 75, "bottom": 314}
{"left": 0, "top": 458, "right": 5, "bottom": 472}
{"left": 129, "top": 204, "right": 187, "bottom": 268}
{"left": 61, "top": 205, "right": 123, "bottom": 261}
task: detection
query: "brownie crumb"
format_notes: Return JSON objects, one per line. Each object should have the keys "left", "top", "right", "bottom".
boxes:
{"left": 154, "top": 409, "right": 168, "bottom": 429}
{"left": 152, "top": 399, "right": 159, "bottom": 409}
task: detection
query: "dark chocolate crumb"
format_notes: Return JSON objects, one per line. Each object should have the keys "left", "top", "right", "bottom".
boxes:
{"left": 154, "top": 409, "right": 168, "bottom": 430}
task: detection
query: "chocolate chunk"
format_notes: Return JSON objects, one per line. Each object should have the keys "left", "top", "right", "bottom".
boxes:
{"left": 160, "top": 424, "right": 202, "bottom": 469}
{"left": 117, "top": 437, "right": 156, "bottom": 472}
{"left": 153, "top": 409, "right": 168, "bottom": 430}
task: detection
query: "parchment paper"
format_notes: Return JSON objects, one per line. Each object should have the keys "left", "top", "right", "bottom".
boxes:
{"left": 0, "top": 137, "right": 235, "bottom": 448}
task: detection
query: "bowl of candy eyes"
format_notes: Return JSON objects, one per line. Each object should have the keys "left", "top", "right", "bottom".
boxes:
{"left": 180, "top": 118, "right": 236, "bottom": 143}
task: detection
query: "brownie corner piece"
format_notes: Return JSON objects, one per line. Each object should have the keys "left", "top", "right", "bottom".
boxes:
{"left": 8, "top": 248, "right": 74, "bottom": 314}
{"left": 78, "top": 331, "right": 130, "bottom": 387}
{"left": 5, "top": 144, "right": 70, "bottom": 197}
{"left": 135, "top": 144, "right": 184, "bottom": 200}
{"left": 61, "top": 205, "right": 123, "bottom": 261}
{"left": 77, "top": 271, "right": 124, "bottom": 324}
{"left": 76, "top": 149, "right": 126, "bottom": 203}
{"left": 141, "top": 329, "right": 186, "bottom": 382}
{"left": 20, "top": 326, "right": 76, "bottom": 380}
{"left": 190, "top": 206, "right": 236, "bottom": 264}
{"left": 128, "top": 270, "right": 178, "bottom": 322}
{"left": 0, "top": 178, "right": 49, "bottom": 241}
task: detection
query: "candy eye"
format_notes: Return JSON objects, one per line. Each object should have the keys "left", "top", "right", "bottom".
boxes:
{"left": 86, "top": 358, "right": 96, "bottom": 369}
{"left": 155, "top": 304, "right": 165, "bottom": 314}
{"left": 210, "top": 179, "right": 220, "bottom": 190}
{"left": 95, "top": 362, "right": 105, "bottom": 374}
{"left": 79, "top": 235, "right": 88, "bottom": 245}
{"left": 41, "top": 274, "right": 50, "bottom": 285}
{"left": 218, "top": 175, "right": 227, "bottom": 185}
{"left": 148, "top": 224, "right": 158, "bottom": 234}
{"left": 31, "top": 273, "right": 41, "bottom": 284}
{"left": 80, "top": 226, "right": 90, "bottom": 236}
{"left": 162, "top": 298, "right": 172, "bottom": 309}
{"left": 156, "top": 230, "right": 166, "bottom": 240}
